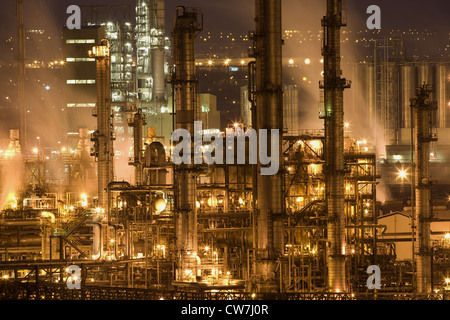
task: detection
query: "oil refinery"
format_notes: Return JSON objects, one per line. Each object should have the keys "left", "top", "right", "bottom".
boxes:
{"left": 0, "top": 0, "right": 449, "bottom": 301}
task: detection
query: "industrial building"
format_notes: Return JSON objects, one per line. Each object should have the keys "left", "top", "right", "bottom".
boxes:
{"left": 0, "top": 0, "right": 449, "bottom": 301}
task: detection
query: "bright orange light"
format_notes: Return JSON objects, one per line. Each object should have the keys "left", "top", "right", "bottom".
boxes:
{"left": 32, "top": 148, "right": 38, "bottom": 154}
{"left": 305, "top": 58, "right": 311, "bottom": 64}
{"left": 240, "top": 59, "right": 245, "bottom": 65}
{"left": 288, "top": 59, "right": 294, "bottom": 64}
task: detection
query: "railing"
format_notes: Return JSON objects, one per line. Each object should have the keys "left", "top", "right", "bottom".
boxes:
{"left": 0, "top": 282, "right": 444, "bottom": 300}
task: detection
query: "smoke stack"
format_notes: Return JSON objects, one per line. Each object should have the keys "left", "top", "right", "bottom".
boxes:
{"left": 320, "top": 0, "right": 351, "bottom": 292}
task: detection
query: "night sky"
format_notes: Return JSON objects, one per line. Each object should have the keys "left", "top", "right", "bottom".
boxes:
{"left": 0, "top": 0, "right": 449, "bottom": 38}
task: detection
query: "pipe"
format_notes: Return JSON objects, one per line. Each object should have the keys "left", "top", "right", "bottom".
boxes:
{"left": 321, "top": 0, "right": 351, "bottom": 293}
{"left": 86, "top": 222, "right": 103, "bottom": 259}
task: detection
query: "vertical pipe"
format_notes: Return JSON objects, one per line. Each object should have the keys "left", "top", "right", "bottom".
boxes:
{"left": 321, "top": 0, "right": 350, "bottom": 293}
{"left": 132, "top": 109, "right": 144, "bottom": 185}
{"left": 412, "top": 85, "right": 436, "bottom": 294}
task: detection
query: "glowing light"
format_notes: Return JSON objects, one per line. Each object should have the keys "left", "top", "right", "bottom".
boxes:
{"left": 81, "top": 193, "right": 87, "bottom": 200}
{"left": 95, "top": 207, "right": 101, "bottom": 213}
{"left": 233, "top": 122, "right": 239, "bottom": 128}
{"left": 302, "top": 77, "right": 307, "bottom": 81}
{"left": 288, "top": 59, "right": 294, "bottom": 64}
{"left": 208, "top": 60, "right": 213, "bottom": 65}
{"left": 32, "top": 148, "right": 38, "bottom": 154}
{"left": 304, "top": 58, "right": 311, "bottom": 64}
{"left": 296, "top": 197, "right": 303, "bottom": 203}
{"left": 207, "top": 197, "right": 217, "bottom": 207}
{"left": 224, "top": 59, "right": 231, "bottom": 65}
{"left": 445, "top": 278, "right": 450, "bottom": 285}
{"left": 444, "top": 233, "right": 450, "bottom": 239}
{"left": 155, "top": 198, "right": 167, "bottom": 212}
{"left": 320, "top": 59, "right": 324, "bottom": 63}
{"left": 240, "top": 59, "right": 245, "bottom": 65}
{"left": 204, "top": 246, "right": 209, "bottom": 251}
{"left": 398, "top": 170, "right": 407, "bottom": 180}
{"left": 344, "top": 122, "right": 350, "bottom": 128}
{"left": 196, "top": 201, "right": 201, "bottom": 208}
{"left": 239, "top": 198, "right": 244, "bottom": 205}
{"left": 2, "top": 275, "right": 9, "bottom": 279}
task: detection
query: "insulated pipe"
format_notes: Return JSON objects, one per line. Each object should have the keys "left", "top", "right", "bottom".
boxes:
{"left": 172, "top": 7, "right": 202, "bottom": 254}
{"left": 321, "top": 0, "right": 350, "bottom": 293}
{"left": 131, "top": 110, "right": 144, "bottom": 185}
{"left": 86, "top": 222, "right": 103, "bottom": 259}
{"left": 412, "top": 85, "right": 436, "bottom": 294}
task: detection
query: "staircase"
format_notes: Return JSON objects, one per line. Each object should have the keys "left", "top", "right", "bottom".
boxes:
{"left": 58, "top": 209, "right": 95, "bottom": 258}
{"left": 291, "top": 200, "right": 325, "bottom": 226}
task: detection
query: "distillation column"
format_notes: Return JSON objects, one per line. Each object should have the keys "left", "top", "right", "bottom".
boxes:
{"left": 172, "top": 7, "right": 202, "bottom": 279}
{"left": 412, "top": 85, "right": 437, "bottom": 294}
{"left": 320, "top": 0, "right": 351, "bottom": 292}
{"left": 90, "top": 40, "right": 114, "bottom": 210}
{"left": 254, "top": 0, "right": 284, "bottom": 290}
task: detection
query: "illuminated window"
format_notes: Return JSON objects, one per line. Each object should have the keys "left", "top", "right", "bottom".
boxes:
{"left": 66, "top": 39, "right": 96, "bottom": 44}
{"left": 66, "top": 57, "right": 95, "bottom": 62}
{"left": 66, "top": 80, "right": 96, "bottom": 84}
{"left": 66, "top": 103, "right": 96, "bottom": 108}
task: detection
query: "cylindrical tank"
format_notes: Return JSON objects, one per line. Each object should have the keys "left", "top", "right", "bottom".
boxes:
{"left": 436, "top": 63, "right": 448, "bottom": 128}
{"left": 151, "top": 48, "right": 165, "bottom": 102}
{"left": 400, "top": 63, "right": 416, "bottom": 128}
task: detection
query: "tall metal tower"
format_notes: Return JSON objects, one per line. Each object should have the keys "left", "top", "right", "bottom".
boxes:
{"left": 320, "top": 0, "right": 351, "bottom": 292}
{"left": 89, "top": 40, "right": 114, "bottom": 210}
{"left": 17, "top": 0, "right": 26, "bottom": 152}
{"left": 172, "top": 6, "right": 203, "bottom": 281}
{"left": 253, "top": 0, "right": 284, "bottom": 292}
{"left": 411, "top": 85, "right": 437, "bottom": 294}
